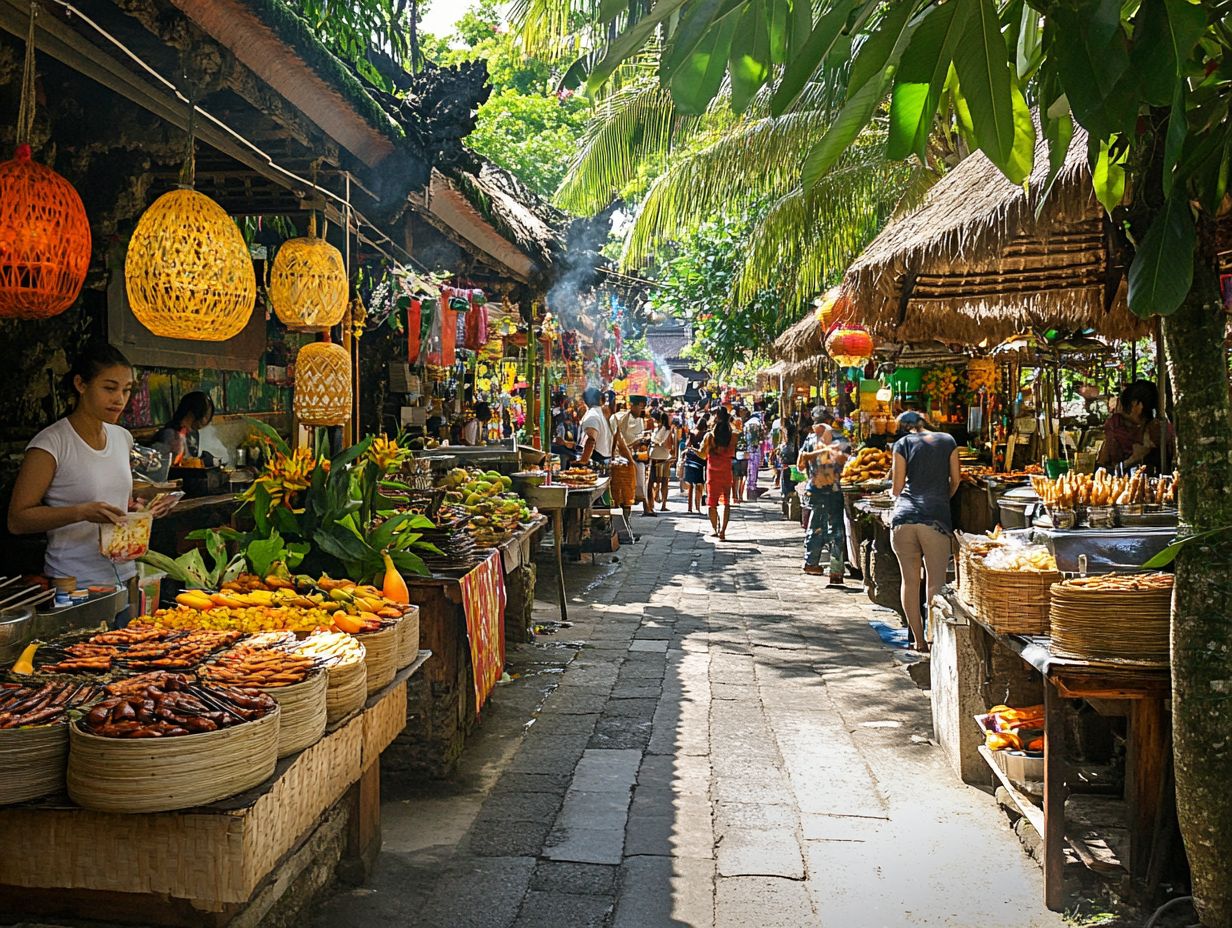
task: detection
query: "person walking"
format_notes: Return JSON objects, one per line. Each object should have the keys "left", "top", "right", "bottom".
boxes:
{"left": 889, "top": 411, "right": 960, "bottom": 653}
{"left": 648, "top": 410, "right": 674, "bottom": 511}
{"left": 731, "top": 408, "right": 748, "bottom": 503}
{"left": 744, "top": 406, "right": 765, "bottom": 498}
{"left": 797, "top": 410, "right": 848, "bottom": 585}
{"left": 611, "top": 394, "right": 655, "bottom": 518}
{"left": 682, "top": 412, "right": 709, "bottom": 514}
{"left": 700, "top": 406, "right": 737, "bottom": 540}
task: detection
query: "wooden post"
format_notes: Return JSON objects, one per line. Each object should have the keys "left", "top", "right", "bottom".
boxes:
{"left": 1127, "top": 698, "right": 1170, "bottom": 882}
{"left": 553, "top": 508, "right": 567, "bottom": 622}
{"left": 1043, "top": 681, "right": 1066, "bottom": 910}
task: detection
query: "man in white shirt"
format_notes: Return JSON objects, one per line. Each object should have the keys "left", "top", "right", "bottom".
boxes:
{"left": 578, "top": 387, "right": 613, "bottom": 464}
{"left": 611, "top": 394, "right": 654, "bottom": 517}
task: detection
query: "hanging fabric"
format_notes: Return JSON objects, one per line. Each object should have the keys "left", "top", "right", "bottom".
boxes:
{"left": 407, "top": 297, "right": 422, "bottom": 364}
{"left": 464, "top": 300, "right": 488, "bottom": 350}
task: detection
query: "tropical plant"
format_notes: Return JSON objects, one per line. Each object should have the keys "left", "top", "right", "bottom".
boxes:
{"left": 283, "top": 0, "right": 423, "bottom": 87}
{"left": 574, "top": 2, "right": 1232, "bottom": 922}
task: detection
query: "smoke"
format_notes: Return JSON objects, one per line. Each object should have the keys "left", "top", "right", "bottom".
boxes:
{"left": 545, "top": 209, "right": 614, "bottom": 336}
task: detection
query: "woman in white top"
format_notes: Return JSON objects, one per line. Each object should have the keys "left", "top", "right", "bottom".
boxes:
{"left": 648, "top": 410, "right": 674, "bottom": 512}
{"left": 9, "top": 343, "right": 153, "bottom": 592}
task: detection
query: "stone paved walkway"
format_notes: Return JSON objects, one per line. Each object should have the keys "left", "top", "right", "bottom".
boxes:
{"left": 313, "top": 493, "right": 1068, "bottom": 928}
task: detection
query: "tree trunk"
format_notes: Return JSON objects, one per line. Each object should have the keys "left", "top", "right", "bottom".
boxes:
{"left": 1161, "top": 217, "right": 1232, "bottom": 928}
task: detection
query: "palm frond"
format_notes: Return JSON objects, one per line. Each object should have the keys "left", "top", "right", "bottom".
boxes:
{"left": 732, "top": 145, "right": 918, "bottom": 309}
{"left": 619, "top": 106, "right": 837, "bottom": 267}
{"left": 512, "top": 0, "right": 597, "bottom": 62}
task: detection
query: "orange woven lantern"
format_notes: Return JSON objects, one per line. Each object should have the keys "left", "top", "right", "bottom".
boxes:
{"left": 294, "top": 340, "right": 351, "bottom": 426}
{"left": 269, "top": 216, "right": 347, "bottom": 331}
{"left": 825, "top": 325, "right": 874, "bottom": 367}
{"left": 813, "top": 286, "right": 850, "bottom": 329}
{"left": 0, "top": 144, "right": 91, "bottom": 319}
{"left": 125, "top": 188, "right": 256, "bottom": 341}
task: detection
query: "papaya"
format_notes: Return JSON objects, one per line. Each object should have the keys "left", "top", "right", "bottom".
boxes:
{"left": 381, "top": 550, "right": 410, "bottom": 605}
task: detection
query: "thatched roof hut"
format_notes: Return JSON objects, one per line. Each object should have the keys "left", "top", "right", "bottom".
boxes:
{"left": 771, "top": 314, "right": 821, "bottom": 362}
{"left": 844, "top": 126, "right": 1148, "bottom": 344}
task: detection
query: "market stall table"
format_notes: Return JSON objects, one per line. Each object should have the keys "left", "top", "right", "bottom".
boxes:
{"left": 0, "top": 653, "right": 430, "bottom": 927}
{"left": 941, "top": 591, "right": 1172, "bottom": 910}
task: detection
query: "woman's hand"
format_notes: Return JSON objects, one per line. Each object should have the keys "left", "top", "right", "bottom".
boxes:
{"left": 145, "top": 496, "right": 179, "bottom": 518}
{"left": 75, "top": 501, "right": 126, "bottom": 525}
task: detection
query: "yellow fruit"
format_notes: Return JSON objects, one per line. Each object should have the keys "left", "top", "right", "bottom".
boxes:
{"left": 11, "top": 640, "right": 39, "bottom": 675}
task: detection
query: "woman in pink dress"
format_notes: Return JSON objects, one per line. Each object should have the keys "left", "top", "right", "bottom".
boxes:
{"left": 701, "top": 406, "right": 737, "bottom": 540}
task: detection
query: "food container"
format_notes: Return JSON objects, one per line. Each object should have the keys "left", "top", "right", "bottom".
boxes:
{"left": 997, "top": 486, "right": 1040, "bottom": 530}
{"left": 1046, "top": 508, "right": 1077, "bottom": 530}
{"left": 0, "top": 723, "right": 69, "bottom": 805}
{"left": 359, "top": 623, "right": 398, "bottom": 695}
{"left": 67, "top": 705, "right": 280, "bottom": 813}
{"left": 395, "top": 605, "right": 420, "bottom": 668}
{"left": 1086, "top": 505, "right": 1116, "bottom": 529}
{"left": 0, "top": 607, "right": 33, "bottom": 653}
{"left": 98, "top": 512, "right": 153, "bottom": 563}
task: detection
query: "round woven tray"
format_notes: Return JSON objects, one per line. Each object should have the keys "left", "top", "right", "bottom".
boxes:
{"left": 359, "top": 624, "right": 398, "bottom": 696}
{"left": 1049, "top": 583, "right": 1173, "bottom": 664}
{"left": 0, "top": 723, "right": 68, "bottom": 805}
{"left": 259, "top": 671, "right": 327, "bottom": 758}
{"left": 968, "top": 559, "right": 1061, "bottom": 635}
{"left": 325, "top": 659, "right": 367, "bottom": 725}
{"left": 67, "top": 705, "right": 280, "bottom": 813}
{"left": 396, "top": 606, "right": 420, "bottom": 669}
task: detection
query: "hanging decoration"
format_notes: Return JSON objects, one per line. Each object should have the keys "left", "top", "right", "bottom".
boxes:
{"left": 294, "top": 339, "right": 351, "bottom": 426}
{"left": 813, "top": 286, "right": 850, "bottom": 330}
{"left": 269, "top": 214, "right": 347, "bottom": 331}
{"left": 824, "top": 325, "right": 874, "bottom": 368}
{"left": 0, "top": 3, "right": 91, "bottom": 320}
{"left": 407, "top": 297, "right": 422, "bottom": 364}
{"left": 125, "top": 95, "right": 254, "bottom": 341}
{"left": 464, "top": 299, "right": 489, "bottom": 350}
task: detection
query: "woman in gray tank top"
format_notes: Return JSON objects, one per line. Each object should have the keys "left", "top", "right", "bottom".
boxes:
{"left": 889, "top": 411, "right": 960, "bottom": 652}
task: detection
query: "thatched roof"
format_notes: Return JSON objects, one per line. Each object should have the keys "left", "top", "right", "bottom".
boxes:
{"left": 772, "top": 313, "right": 822, "bottom": 362}
{"left": 844, "top": 125, "right": 1149, "bottom": 344}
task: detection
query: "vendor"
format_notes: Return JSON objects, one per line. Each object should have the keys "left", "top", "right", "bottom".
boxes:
{"left": 552, "top": 400, "right": 580, "bottom": 461}
{"left": 1097, "top": 380, "right": 1175, "bottom": 471}
{"left": 153, "top": 391, "right": 214, "bottom": 465}
{"left": 461, "top": 402, "right": 492, "bottom": 445}
{"left": 577, "top": 387, "right": 613, "bottom": 466}
{"left": 7, "top": 343, "right": 170, "bottom": 595}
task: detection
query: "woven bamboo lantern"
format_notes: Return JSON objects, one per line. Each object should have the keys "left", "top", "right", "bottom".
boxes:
{"left": 0, "top": 144, "right": 92, "bottom": 319}
{"left": 269, "top": 218, "right": 347, "bottom": 331}
{"left": 294, "top": 340, "right": 351, "bottom": 426}
{"left": 825, "top": 325, "right": 874, "bottom": 367}
{"left": 813, "top": 286, "right": 850, "bottom": 329}
{"left": 125, "top": 188, "right": 256, "bottom": 341}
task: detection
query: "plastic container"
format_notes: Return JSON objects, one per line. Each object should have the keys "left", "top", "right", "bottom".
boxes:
{"left": 1043, "top": 458, "right": 1070, "bottom": 479}
{"left": 136, "top": 564, "right": 166, "bottom": 619}
{"left": 98, "top": 512, "right": 153, "bottom": 563}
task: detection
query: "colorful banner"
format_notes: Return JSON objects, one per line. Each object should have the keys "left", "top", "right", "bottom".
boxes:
{"left": 459, "top": 552, "right": 506, "bottom": 715}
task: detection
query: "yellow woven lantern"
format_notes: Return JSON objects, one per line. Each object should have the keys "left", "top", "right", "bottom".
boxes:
{"left": 813, "top": 285, "right": 850, "bottom": 329}
{"left": 125, "top": 188, "right": 256, "bottom": 341}
{"left": 269, "top": 218, "right": 347, "bottom": 331}
{"left": 294, "top": 340, "right": 351, "bottom": 426}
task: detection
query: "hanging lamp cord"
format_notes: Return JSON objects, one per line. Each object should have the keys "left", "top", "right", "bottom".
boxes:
{"left": 15, "top": 1, "right": 38, "bottom": 150}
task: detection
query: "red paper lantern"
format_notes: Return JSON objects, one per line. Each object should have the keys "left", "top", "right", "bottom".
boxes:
{"left": 0, "top": 144, "right": 91, "bottom": 319}
{"left": 825, "top": 325, "right": 874, "bottom": 367}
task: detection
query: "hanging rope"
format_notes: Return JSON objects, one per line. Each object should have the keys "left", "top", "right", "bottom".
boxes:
{"left": 15, "top": 1, "right": 38, "bottom": 151}
{"left": 178, "top": 88, "right": 197, "bottom": 188}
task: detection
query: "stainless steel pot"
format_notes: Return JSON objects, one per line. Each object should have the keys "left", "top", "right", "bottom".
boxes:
{"left": 997, "top": 486, "right": 1041, "bottom": 530}
{"left": 0, "top": 607, "right": 34, "bottom": 662}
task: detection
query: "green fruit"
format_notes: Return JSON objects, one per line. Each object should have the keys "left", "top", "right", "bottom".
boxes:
{"left": 500, "top": 475, "right": 512, "bottom": 490}
{"left": 465, "top": 493, "right": 481, "bottom": 506}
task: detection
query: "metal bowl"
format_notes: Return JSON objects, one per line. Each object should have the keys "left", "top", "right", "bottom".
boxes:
{"left": 0, "top": 607, "right": 34, "bottom": 657}
{"left": 1087, "top": 505, "right": 1117, "bottom": 529}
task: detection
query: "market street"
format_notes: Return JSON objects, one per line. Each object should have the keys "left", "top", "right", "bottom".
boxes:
{"left": 313, "top": 494, "right": 1066, "bottom": 928}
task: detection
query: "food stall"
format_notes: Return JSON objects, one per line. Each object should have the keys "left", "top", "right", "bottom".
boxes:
{"left": 835, "top": 121, "right": 1191, "bottom": 911}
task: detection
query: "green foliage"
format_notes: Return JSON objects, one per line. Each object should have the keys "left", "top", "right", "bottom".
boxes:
{"left": 427, "top": 1, "right": 590, "bottom": 198}
{"left": 648, "top": 215, "right": 804, "bottom": 375}
{"left": 559, "top": 0, "right": 1230, "bottom": 318}
{"left": 281, "top": 0, "right": 421, "bottom": 88}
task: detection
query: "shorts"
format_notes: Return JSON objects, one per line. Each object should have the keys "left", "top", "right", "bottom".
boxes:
{"left": 732, "top": 459, "right": 748, "bottom": 478}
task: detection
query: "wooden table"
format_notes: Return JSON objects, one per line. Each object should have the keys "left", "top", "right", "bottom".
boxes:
{"left": 0, "top": 653, "right": 429, "bottom": 927}
{"left": 960, "top": 599, "right": 1171, "bottom": 910}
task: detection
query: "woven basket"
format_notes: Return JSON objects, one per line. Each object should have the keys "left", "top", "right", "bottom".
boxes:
{"left": 396, "top": 605, "right": 421, "bottom": 669}
{"left": 359, "top": 624, "right": 398, "bottom": 695}
{"left": 967, "top": 558, "right": 1060, "bottom": 635}
{"left": 259, "top": 671, "right": 327, "bottom": 758}
{"left": 0, "top": 723, "right": 68, "bottom": 804}
{"left": 1050, "top": 583, "right": 1173, "bottom": 664}
{"left": 610, "top": 461, "right": 636, "bottom": 507}
{"left": 295, "top": 341, "right": 352, "bottom": 426}
{"left": 67, "top": 706, "right": 279, "bottom": 813}
{"left": 325, "top": 658, "right": 368, "bottom": 725}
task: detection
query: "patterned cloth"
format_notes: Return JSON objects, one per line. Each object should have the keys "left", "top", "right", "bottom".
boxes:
{"left": 460, "top": 552, "right": 506, "bottom": 715}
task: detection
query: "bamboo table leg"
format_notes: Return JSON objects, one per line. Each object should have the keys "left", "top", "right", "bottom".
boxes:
{"left": 1044, "top": 681, "right": 1066, "bottom": 910}
{"left": 552, "top": 508, "right": 568, "bottom": 622}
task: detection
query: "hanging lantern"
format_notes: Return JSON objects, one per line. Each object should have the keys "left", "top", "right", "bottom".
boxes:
{"left": 813, "top": 286, "right": 850, "bottom": 330}
{"left": 825, "top": 325, "right": 874, "bottom": 367}
{"left": 125, "top": 188, "right": 256, "bottom": 340}
{"left": 294, "top": 340, "right": 351, "bottom": 426}
{"left": 0, "top": 5, "right": 91, "bottom": 320}
{"left": 269, "top": 216, "right": 347, "bottom": 331}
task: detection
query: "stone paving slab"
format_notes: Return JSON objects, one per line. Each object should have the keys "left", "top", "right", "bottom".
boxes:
{"left": 613, "top": 856, "right": 716, "bottom": 928}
